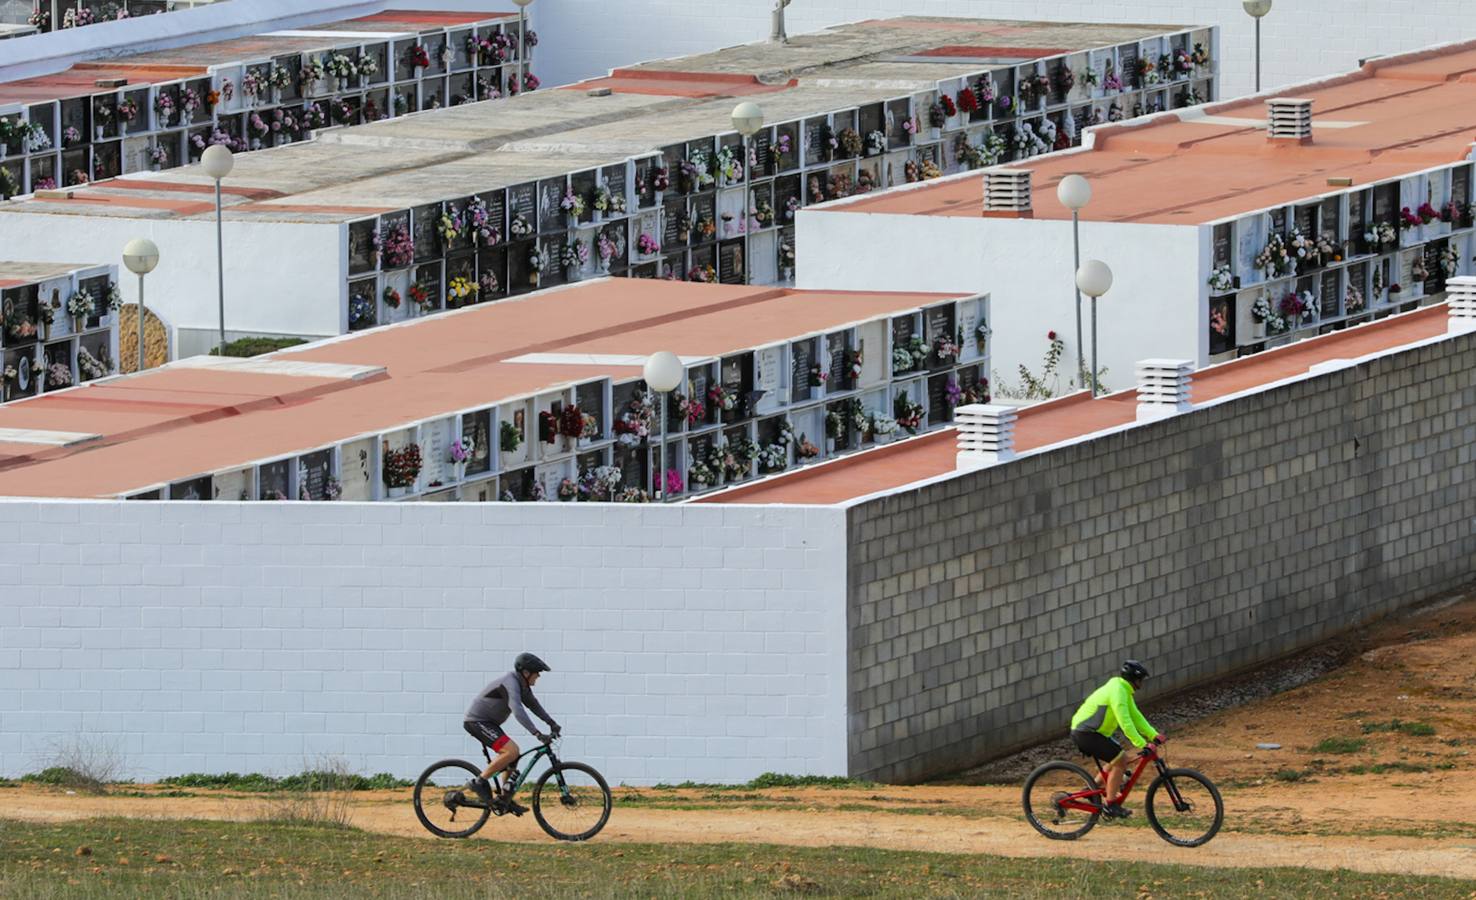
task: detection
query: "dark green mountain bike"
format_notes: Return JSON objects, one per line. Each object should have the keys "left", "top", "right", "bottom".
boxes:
{"left": 413, "top": 737, "right": 611, "bottom": 841}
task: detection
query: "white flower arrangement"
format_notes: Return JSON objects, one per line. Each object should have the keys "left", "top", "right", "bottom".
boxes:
{"left": 356, "top": 52, "right": 379, "bottom": 77}
{"left": 757, "top": 442, "right": 788, "bottom": 471}
{"left": 325, "top": 54, "right": 358, "bottom": 80}
{"left": 1207, "top": 265, "right": 1235, "bottom": 293}
{"left": 864, "top": 130, "right": 887, "bottom": 155}
{"left": 869, "top": 414, "right": 898, "bottom": 436}
{"left": 1440, "top": 243, "right": 1460, "bottom": 278}
{"left": 25, "top": 123, "right": 51, "bottom": 153}
{"left": 66, "top": 289, "right": 94, "bottom": 319}
{"left": 1011, "top": 122, "right": 1049, "bottom": 158}
{"left": 1251, "top": 294, "right": 1285, "bottom": 334}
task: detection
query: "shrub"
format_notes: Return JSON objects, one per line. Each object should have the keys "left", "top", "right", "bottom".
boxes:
{"left": 208, "top": 336, "right": 307, "bottom": 357}
{"left": 1311, "top": 737, "right": 1366, "bottom": 755}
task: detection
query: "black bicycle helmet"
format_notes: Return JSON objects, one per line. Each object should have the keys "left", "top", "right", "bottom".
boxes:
{"left": 1121, "top": 659, "right": 1150, "bottom": 683}
{"left": 515, "top": 652, "right": 551, "bottom": 675}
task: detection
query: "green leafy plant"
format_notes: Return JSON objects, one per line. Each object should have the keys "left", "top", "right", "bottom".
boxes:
{"left": 1310, "top": 737, "right": 1366, "bottom": 755}
{"left": 208, "top": 336, "right": 308, "bottom": 357}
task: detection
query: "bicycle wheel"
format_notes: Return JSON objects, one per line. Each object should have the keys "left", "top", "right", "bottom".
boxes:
{"left": 1145, "top": 768, "right": 1224, "bottom": 847}
{"left": 532, "top": 762, "right": 612, "bottom": 841}
{"left": 413, "top": 759, "right": 491, "bottom": 839}
{"left": 1022, "top": 761, "right": 1101, "bottom": 840}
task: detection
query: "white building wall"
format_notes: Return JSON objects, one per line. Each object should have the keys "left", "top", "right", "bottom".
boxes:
{"left": 0, "top": 500, "right": 848, "bottom": 786}
{"left": 534, "top": 0, "right": 1470, "bottom": 100}
{"left": 0, "top": 211, "right": 343, "bottom": 341}
{"left": 797, "top": 202, "right": 1203, "bottom": 392}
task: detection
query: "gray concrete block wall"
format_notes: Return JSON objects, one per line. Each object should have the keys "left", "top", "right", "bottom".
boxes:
{"left": 845, "top": 333, "right": 1476, "bottom": 783}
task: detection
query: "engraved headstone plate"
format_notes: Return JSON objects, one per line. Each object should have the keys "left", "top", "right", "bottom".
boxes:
{"left": 462, "top": 409, "right": 492, "bottom": 476}
{"left": 790, "top": 338, "right": 815, "bottom": 402}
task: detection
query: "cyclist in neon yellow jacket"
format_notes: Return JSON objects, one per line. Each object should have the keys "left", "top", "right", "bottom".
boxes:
{"left": 1070, "top": 660, "right": 1164, "bottom": 819}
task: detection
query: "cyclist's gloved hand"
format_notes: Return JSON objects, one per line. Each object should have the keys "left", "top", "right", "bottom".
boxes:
{"left": 550, "top": 725, "right": 562, "bottom": 739}
{"left": 1153, "top": 735, "right": 1165, "bottom": 745}
{"left": 536, "top": 732, "right": 550, "bottom": 744}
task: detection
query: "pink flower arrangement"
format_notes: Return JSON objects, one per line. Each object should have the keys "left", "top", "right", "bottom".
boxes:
{"left": 379, "top": 224, "right": 414, "bottom": 267}
{"left": 664, "top": 469, "right": 683, "bottom": 496}
{"left": 1416, "top": 202, "right": 1440, "bottom": 224}
{"left": 62, "top": 126, "right": 81, "bottom": 146}
{"left": 637, "top": 233, "right": 660, "bottom": 255}
{"left": 1398, "top": 206, "right": 1422, "bottom": 229}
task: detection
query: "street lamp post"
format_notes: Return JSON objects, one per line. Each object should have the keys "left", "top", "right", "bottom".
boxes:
{"left": 122, "top": 238, "right": 161, "bottom": 374}
{"left": 512, "top": 0, "right": 535, "bottom": 95}
{"left": 1075, "top": 260, "right": 1113, "bottom": 397}
{"left": 643, "top": 351, "right": 684, "bottom": 502}
{"left": 731, "top": 102, "right": 765, "bottom": 284}
{"left": 201, "top": 144, "right": 234, "bottom": 356}
{"left": 1243, "top": 1, "right": 1273, "bottom": 93}
{"left": 1056, "top": 174, "right": 1092, "bottom": 388}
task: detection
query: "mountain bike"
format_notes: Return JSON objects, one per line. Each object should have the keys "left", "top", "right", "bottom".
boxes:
{"left": 1021, "top": 744, "right": 1223, "bottom": 846}
{"left": 413, "top": 737, "right": 611, "bottom": 841}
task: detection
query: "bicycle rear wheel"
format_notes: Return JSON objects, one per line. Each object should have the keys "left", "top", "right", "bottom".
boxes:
{"left": 413, "top": 759, "right": 491, "bottom": 839}
{"left": 532, "top": 762, "right": 612, "bottom": 841}
{"left": 1022, "top": 761, "right": 1101, "bottom": 840}
{"left": 1145, "top": 768, "right": 1223, "bottom": 847}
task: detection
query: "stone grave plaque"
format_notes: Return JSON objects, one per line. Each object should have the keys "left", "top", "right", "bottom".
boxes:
{"left": 422, "top": 419, "right": 452, "bottom": 488}
{"left": 662, "top": 143, "right": 684, "bottom": 174}
{"left": 483, "top": 189, "right": 507, "bottom": 240}
{"left": 615, "top": 445, "right": 645, "bottom": 493}
{"left": 634, "top": 156, "right": 657, "bottom": 208}
{"left": 577, "top": 382, "right": 604, "bottom": 435}
{"left": 692, "top": 195, "right": 716, "bottom": 244}
{"left": 213, "top": 468, "right": 249, "bottom": 501}
{"left": 336, "top": 438, "right": 372, "bottom": 501}
{"left": 1209, "top": 294, "right": 1234, "bottom": 355}
{"left": 1320, "top": 197, "right": 1339, "bottom": 237}
{"left": 349, "top": 219, "right": 377, "bottom": 275}
{"left": 1349, "top": 191, "right": 1365, "bottom": 233}
{"left": 718, "top": 240, "right": 744, "bottom": 284}
{"left": 1373, "top": 183, "right": 1397, "bottom": 224}
{"left": 478, "top": 247, "right": 507, "bottom": 299}
{"left": 1424, "top": 241, "right": 1446, "bottom": 293}
{"left": 1212, "top": 223, "right": 1232, "bottom": 270}
{"left": 503, "top": 467, "right": 534, "bottom": 501}
{"left": 1119, "top": 45, "right": 1139, "bottom": 86}
{"left": 1454, "top": 166, "right": 1472, "bottom": 206}
{"left": 857, "top": 101, "right": 883, "bottom": 141}
{"left": 827, "top": 331, "right": 849, "bottom": 389}
{"left": 571, "top": 169, "right": 597, "bottom": 223}
{"left": 803, "top": 117, "right": 829, "bottom": 166}
{"left": 688, "top": 366, "right": 710, "bottom": 426}
{"left": 508, "top": 183, "right": 536, "bottom": 233}
{"left": 660, "top": 251, "right": 685, "bottom": 280}
{"left": 602, "top": 224, "right": 629, "bottom": 272}
{"left": 462, "top": 410, "right": 492, "bottom": 475}
{"left": 892, "top": 315, "right": 916, "bottom": 367}
{"left": 826, "top": 402, "right": 852, "bottom": 452}
{"left": 663, "top": 197, "right": 687, "bottom": 246}
{"left": 690, "top": 244, "right": 716, "bottom": 279}
{"left": 80, "top": 274, "right": 108, "bottom": 327}
{"left": 1270, "top": 207, "right": 1287, "bottom": 235}
{"left": 775, "top": 175, "right": 801, "bottom": 224}
{"left": 170, "top": 475, "right": 211, "bottom": 501}
{"left": 258, "top": 460, "right": 289, "bottom": 500}
{"left": 412, "top": 204, "right": 439, "bottom": 262}
{"left": 1295, "top": 204, "right": 1315, "bottom": 237}
{"left": 298, "top": 449, "right": 331, "bottom": 500}
{"left": 774, "top": 121, "right": 799, "bottom": 172}
{"left": 755, "top": 344, "right": 782, "bottom": 399}
{"left": 538, "top": 179, "right": 566, "bottom": 231}
{"left": 927, "top": 373, "right": 951, "bottom": 426}
{"left": 886, "top": 98, "right": 910, "bottom": 149}
{"left": 791, "top": 338, "right": 815, "bottom": 402}
{"left": 539, "top": 237, "right": 565, "bottom": 287}
{"left": 1320, "top": 270, "right": 1340, "bottom": 318}
{"left": 720, "top": 355, "right": 747, "bottom": 421}
{"left": 751, "top": 129, "right": 771, "bottom": 174}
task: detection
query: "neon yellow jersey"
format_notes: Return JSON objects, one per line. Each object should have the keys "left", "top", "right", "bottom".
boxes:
{"left": 1070, "top": 676, "right": 1158, "bottom": 748}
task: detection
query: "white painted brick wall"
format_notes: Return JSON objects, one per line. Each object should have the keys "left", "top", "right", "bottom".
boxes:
{"left": 533, "top": 0, "right": 1475, "bottom": 100}
{"left": 0, "top": 500, "right": 848, "bottom": 786}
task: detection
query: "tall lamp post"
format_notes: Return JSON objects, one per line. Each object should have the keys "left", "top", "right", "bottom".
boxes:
{"left": 1243, "top": 1, "right": 1273, "bottom": 93}
{"left": 1056, "top": 174, "right": 1092, "bottom": 388}
{"left": 1075, "top": 259, "right": 1113, "bottom": 397}
{"left": 122, "top": 238, "right": 160, "bottom": 375}
{"left": 731, "top": 101, "right": 764, "bottom": 284}
{"left": 512, "top": 0, "right": 535, "bottom": 94}
{"left": 201, "top": 144, "right": 234, "bottom": 356}
{"left": 643, "top": 351, "right": 684, "bottom": 502}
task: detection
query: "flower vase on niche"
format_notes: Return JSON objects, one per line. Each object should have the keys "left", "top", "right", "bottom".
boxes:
{"left": 72, "top": 316, "right": 84, "bottom": 333}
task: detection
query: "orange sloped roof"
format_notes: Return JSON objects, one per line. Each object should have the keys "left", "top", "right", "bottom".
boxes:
{"left": 0, "top": 280, "right": 966, "bottom": 498}
{"left": 835, "top": 41, "right": 1476, "bottom": 225}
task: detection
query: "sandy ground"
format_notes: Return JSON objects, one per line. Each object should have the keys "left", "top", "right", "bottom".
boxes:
{"left": 7, "top": 593, "right": 1476, "bottom": 880}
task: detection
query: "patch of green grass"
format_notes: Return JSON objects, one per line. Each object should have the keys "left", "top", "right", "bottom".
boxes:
{"left": 1274, "top": 768, "right": 1308, "bottom": 782}
{"left": 1310, "top": 737, "right": 1367, "bottom": 755}
{"left": 2, "top": 816, "right": 1473, "bottom": 899}
{"left": 651, "top": 773, "right": 876, "bottom": 791}
{"left": 1347, "top": 762, "right": 1432, "bottom": 775}
{"left": 207, "top": 337, "right": 308, "bottom": 358}
{"left": 1361, "top": 719, "right": 1437, "bottom": 737}
{"left": 156, "top": 771, "right": 410, "bottom": 792}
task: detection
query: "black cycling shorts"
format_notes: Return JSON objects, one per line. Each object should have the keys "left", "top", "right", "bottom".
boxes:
{"left": 464, "top": 720, "right": 510, "bottom": 753}
{"left": 1071, "top": 729, "right": 1123, "bottom": 764}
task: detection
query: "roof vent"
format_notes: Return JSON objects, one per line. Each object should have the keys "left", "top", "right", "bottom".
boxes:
{"left": 982, "top": 168, "right": 1032, "bottom": 218}
{"left": 1266, "top": 97, "right": 1313, "bottom": 143}
{"left": 1447, "top": 275, "right": 1476, "bottom": 334}
{"left": 1135, "top": 359, "right": 1194, "bottom": 421}
{"left": 955, "top": 403, "right": 1017, "bottom": 469}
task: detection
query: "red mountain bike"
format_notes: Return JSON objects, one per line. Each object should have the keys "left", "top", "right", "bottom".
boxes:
{"left": 1022, "top": 744, "right": 1223, "bottom": 846}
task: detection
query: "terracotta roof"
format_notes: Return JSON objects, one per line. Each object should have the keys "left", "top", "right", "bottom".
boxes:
{"left": 0, "top": 280, "right": 967, "bottom": 498}
{"left": 703, "top": 305, "right": 1451, "bottom": 505}
{"left": 832, "top": 41, "right": 1476, "bottom": 225}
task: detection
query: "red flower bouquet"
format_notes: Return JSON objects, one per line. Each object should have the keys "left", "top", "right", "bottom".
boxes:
{"left": 956, "top": 86, "right": 979, "bottom": 114}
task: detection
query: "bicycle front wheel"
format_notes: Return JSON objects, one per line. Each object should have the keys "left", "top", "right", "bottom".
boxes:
{"left": 1145, "top": 768, "right": 1224, "bottom": 847}
{"left": 532, "top": 762, "right": 612, "bottom": 841}
{"left": 1022, "top": 761, "right": 1101, "bottom": 840}
{"left": 413, "top": 759, "right": 491, "bottom": 839}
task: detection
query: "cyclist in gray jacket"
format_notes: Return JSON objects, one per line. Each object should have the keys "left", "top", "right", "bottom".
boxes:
{"left": 463, "top": 652, "right": 560, "bottom": 815}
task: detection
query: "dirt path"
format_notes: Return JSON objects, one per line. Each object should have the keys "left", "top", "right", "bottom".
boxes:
{"left": 8, "top": 592, "right": 1476, "bottom": 881}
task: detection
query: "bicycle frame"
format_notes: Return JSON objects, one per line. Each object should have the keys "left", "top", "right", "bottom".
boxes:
{"left": 480, "top": 740, "right": 560, "bottom": 795}
{"left": 1057, "top": 745, "right": 1188, "bottom": 813}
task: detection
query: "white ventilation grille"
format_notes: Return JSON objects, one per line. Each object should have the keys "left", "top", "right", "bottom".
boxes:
{"left": 1447, "top": 275, "right": 1476, "bottom": 333}
{"left": 1266, "top": 98, "right": 1314, "bottom": 141}
{"left": 982, "top": 168, "right": 1032, "bottom": 214}
{"left": 955, "top": 403, "right": 1017, "bottom": 469}
{"left": 1135, "top": 359, "right": 1194, "bottom": 421}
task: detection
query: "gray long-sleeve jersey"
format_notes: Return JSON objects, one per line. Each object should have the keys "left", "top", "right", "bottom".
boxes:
{"left": 464, "top": 671, "right": 558, "bottom": 735}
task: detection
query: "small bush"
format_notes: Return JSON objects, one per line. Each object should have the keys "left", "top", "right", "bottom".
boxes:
{"left": 746, "top": 773, "right": 871, "bottom": 790}
{"left": 1360, "top": 719, "right": 1436, "bottom": 737}
{"left": 1348, "top": 762, "right": 1430, "bottom": 775}
{"left": 161, "top": 770, "right": 409, "bottom": 792}
{"left": 208, "top": 336, "right": 308, "bottom": 358}
{"left": 1273, "top": 768, "right": 1306, "bottom": 782}
{"left": 23, "top": 738, "right": 125, "bottom": 793}
{"left": 1311, "top": 737, "right": 1367, "bottom": 755}
{"left": 253, "top": 757, "right": 359, "bottom": 829}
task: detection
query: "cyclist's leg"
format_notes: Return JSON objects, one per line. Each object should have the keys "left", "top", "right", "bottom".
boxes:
{"left": 464, "top": 721, "right": 519, "bottom": 781}
{"left": 1072, "top": 730, "right": 1124, "bottom": 804}
{"left": 1104, "top": 751, "right": 1127, "bottom": 805}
